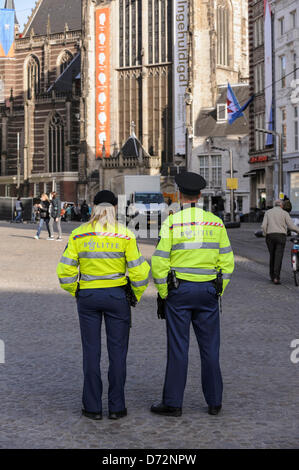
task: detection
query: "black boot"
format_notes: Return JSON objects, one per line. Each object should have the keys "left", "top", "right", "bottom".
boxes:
{"left": 150, "top": 402, "right": 182, "bottom": 417}
{"left": 208, "top": 405, "right": 222, "bottom": 416}
{"left": 109, "top": 409, "right": 127, "bottom": 420}
{"left": 82, "top": 409, "right": 102, "bottom": 420}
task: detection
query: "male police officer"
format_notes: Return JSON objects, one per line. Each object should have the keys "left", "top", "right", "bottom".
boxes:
{"left": 151, "top": 172, "right": 234, "bottom": 416}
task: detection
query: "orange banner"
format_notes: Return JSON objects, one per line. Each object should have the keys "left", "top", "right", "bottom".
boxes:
{"left": 95, "top": 8, "right": 110, "bottom": 158}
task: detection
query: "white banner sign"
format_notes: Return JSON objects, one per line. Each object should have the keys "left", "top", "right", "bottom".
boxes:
{"left": 173, "top": 0, "right": 189, "bottom": 156}
{"left": 264, "top": 0, "right": 273, "bottom": 146}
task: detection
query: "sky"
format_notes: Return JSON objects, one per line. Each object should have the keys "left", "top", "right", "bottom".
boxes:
{"left": 2, "top": 0, "right": 38, "bottom": 32}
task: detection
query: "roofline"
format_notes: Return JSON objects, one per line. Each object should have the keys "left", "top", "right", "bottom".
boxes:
{"left": 23, "top": 0, "right": 43, "bottom": 37}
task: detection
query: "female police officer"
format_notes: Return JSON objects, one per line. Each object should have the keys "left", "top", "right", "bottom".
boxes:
{"left": 57, "top": 191, "right": 150, "bottom": 420}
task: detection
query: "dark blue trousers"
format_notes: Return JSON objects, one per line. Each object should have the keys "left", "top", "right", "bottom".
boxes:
{"left": 77, "top": 287, "right": 131, "bottom": 414}
{"left": 163, "top": 281, "right": 223, "bottom": 408}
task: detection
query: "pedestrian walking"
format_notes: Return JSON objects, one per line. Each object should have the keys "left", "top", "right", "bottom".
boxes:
{"left": 151, "top": 172, "right": 234, "bottom": 417}
{"left": 282, "top": 195, "right": 292, "bottom": 213}
{"left": 57, "top": 190, "right": 150, "bottom": 421}
{"left": 14, "top": 197, "right": 24, "bottom": 223}
{"left": 80, "top": 200, "right": 90, "bottom": 222}
{"left": 34, "top": 194, "right": 51, "bottom": 240}
{"left": 262, "top": 200, "right": 299, "bottom": 284}
{"left": 65, "top": 204, "right": 72, "bottom": 222}
{"left": 73, "top": 203, "right": 81, "bottom": 221}
{"left": 31, "top": 203, "right": 39, "bottom": 223}
{"left": 49, "top": 192, "right": 63, "bottom": 241}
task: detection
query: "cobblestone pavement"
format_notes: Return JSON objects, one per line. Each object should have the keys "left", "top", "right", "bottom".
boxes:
{"left": 0, "top": 221, "right": 298, "bottom": 449}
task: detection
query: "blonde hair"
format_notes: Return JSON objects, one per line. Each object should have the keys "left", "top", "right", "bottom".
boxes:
{"left": 88, "top": 203, "right": 116, "bottom": 229}
{"left": 41, "top": 193, "right": 49, "bottom": 202}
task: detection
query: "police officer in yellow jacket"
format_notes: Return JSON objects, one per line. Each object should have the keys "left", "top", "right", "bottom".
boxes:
{"left": 151, "top": 172, "right": 234, "bottom": 417}
{"left": 57, "top": 191, "right": 150, "bottom": 420}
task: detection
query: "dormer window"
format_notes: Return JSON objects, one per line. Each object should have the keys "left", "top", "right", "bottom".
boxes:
{"left": 217, "top": 104, "right": 227, "bottom": 122}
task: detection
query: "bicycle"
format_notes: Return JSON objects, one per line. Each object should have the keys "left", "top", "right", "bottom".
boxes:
{"left": 291, "top": 237, "right": 299, "bottom": 286}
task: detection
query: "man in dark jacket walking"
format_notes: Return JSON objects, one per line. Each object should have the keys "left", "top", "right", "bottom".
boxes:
{"left": 80, "top": 200, "right": 90, "bottom": 222}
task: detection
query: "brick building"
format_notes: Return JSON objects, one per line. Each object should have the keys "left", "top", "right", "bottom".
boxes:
{"left": 248, "top": 0, "right": 275, "bottom": 209}
{"left": 0, "top": 0, "right": 82, "bottom": 202}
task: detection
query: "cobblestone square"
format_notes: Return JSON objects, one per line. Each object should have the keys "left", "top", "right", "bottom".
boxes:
{"left": 0, "top": 222, "right": 298, "bottom": 449}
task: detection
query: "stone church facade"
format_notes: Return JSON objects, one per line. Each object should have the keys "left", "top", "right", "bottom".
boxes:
{"left": 0, "top": 0, "right": 81, "bottom": 202}
{"left": 0, "top": 0, "right": 249, "bottom": 203}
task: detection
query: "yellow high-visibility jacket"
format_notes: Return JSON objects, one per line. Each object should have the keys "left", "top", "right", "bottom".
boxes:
{"left": 57, "top": 222, "right": 150, "bottom": 301}
{"left": 151, "top": 204, "right": 235, "bottom": 299}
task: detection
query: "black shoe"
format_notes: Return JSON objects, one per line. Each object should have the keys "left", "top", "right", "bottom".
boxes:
{"left": 108, "top": 409, "right": 127, "bottom": 420}
{"left": 208, "top": 405, "right": 222, "bottom": 416}
{"left": 273, "top": 279, "right": 281, "bottom": 285}
{"left": 150, "top": 402, "right": 182, "bottom": 417}
{"left": 82, "top": 409, "right": 102, "bottom": 420}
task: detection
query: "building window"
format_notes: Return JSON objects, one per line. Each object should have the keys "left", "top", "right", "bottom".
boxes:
{"left": 254, "top": 16, "right": 264, "bottom": 48}
{"left": 254, "top": 62, "right": 264, "bottom": 93}
{"left": 280, "top": 55, "right": 286, "bottom": 88}
{"left": 294, "top": 106, "right": 298, "bottom": 152}
{"left": 290, "top": 10, "right": 297, "bottom": 29}
{"left": 293, "top": 52, "right": 297, "bottom": 79}
{"left": 278, "top": 17, "right": 285, "bottom": 36}
{"left": 211, "top": 155, "right": 222, "bottom": 187}
{"left": 290, "top": 172, "right": 299, "bottom": 212}
{"left": 199, "top": 156, "right": 210, "bottom": 186}
{"left": 59, "top": 51, "right": 73, "bottom": 75}
{"left": 217, "top": 0, "right": 231, "bottom": 67}
{"left": 5, "top": 185, "right": 10, "bottom": 197}
{"left": 255, "top": 113, "right": 265, "bottom": 150}
{"left": 217, "top": 104, "right": 227, "bottom": 121}
{"left": 281, "top": 107, "right": 287, "bottom": 152}
{"left": 198, "top": 155, "right": 222, "bottom": 188}
{"left": 48, "top": 113, "right": 65, "bottom": 173}
{"left": 27, "top": 55, "right": 40, "bottom": 99}
{"left": 148, "top": 0, "right": 169, "bottom": 64}
{"left": 34, "top": 183, "right": 39, "bottom": 197}
{"left": 119, "top": 0, "right": 142, "bottom": 67}
{"left": 237, "top": 196, "right": 243, "bottom": 212}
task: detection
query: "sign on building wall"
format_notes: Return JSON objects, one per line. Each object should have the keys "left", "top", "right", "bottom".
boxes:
{"left": 173, "top": 0, "right": 189, "bottom": 156}
{"left": 0, "top": 9, "right": 15, "bottom": 59}
{"left": 95, "top": 8, "right": 110, "bottom": 158}
{"left": 264, "top": 0, "right": 273, "bottom": 146}
{"left": 0, "top": 79, "right": 4, "bottom": 102}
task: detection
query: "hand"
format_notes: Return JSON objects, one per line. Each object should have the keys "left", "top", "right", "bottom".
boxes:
{"left": 157, "top": 294, "right": 166, "bottom": 320}
{"left": 55, "top": 218, "right": 59, "bottom": 222}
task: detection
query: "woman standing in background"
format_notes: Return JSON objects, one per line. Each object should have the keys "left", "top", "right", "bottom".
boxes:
{"left": 34, "top": 194, "right": 51, "bottom": 240}
{"left": 49, "top": 192, "right": 63, "bottom": 241}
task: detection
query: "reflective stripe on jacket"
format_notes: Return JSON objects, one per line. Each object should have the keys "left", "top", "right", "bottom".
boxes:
{"left": 151, "top": 205, "right": 235, "bottom": 299}
{"left": 57, "top": 222, "right": 150, "bottom": 301}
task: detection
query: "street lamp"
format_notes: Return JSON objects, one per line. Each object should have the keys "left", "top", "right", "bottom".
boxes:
{"left": 212, "top": 145, "right": 235, "bottom": 222}
{"left": 255, "top": 128, "right": 283, "bottom": 197}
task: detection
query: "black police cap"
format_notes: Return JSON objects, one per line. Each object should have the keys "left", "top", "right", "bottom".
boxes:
{"left": 175, "top": 172, "right": 206, "bottom": 195}
{"left": 94, "top": 190, "right": 118, "bottom": 206}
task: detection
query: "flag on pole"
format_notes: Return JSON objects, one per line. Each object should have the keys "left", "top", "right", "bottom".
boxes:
{"left": 227, "top": 83, "right": 254, "bottom": 124}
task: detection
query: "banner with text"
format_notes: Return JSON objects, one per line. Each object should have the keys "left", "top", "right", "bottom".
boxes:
{"left": 264, "top": 0, "right": 273, "bottom": 146}
{"left": 95, "top": 8, "right": 110, "bottom": 158}
{"left": 173, "top": 0, "right": 189, "bottom": 156}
